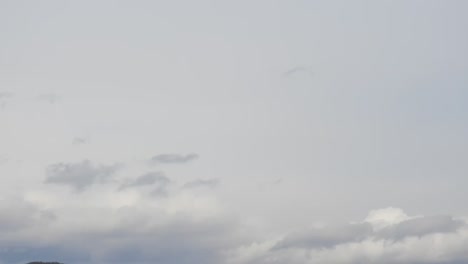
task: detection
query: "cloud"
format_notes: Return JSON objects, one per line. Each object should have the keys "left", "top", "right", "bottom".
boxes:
{"left": 232, "top": 208, "right": 468, "bottom": 264}
{"left": 377, "top": 215, "right": 464, "bottom": 240}
{"left": 119, "top": 171, "right": 170, "bottom": 193}
{"left": 282, "top": 66, "right": 313, "bottom": 77}
{"left": 149, "top": 153, "right": 199, "bottom": 165}
{"left": 273, "top": 223, "right": 373, "bottom": 250}
{"left": 0, "top": 91, "right": 13, "bottom": 109}
{"left": 72, "top": 137, "right": 88, "bottom": 145}
{"left": 44, "top": 160, "right": 121, "bottom": 191}
{"left": 0, "top": 198, "right": 55, "bottom": 232}
{"left": 80, "top": 215, "right": 240, "bottom": 264}
{"left": 0, "top": 92, "right": 13, "bottom": 99}
{"left": 364, "top": 207, "right": 412, "bottom": 230}
{"left": 0, "top": 194, "right": 243, "bottom": 264}
{"left": 1, "top": 202, "right": 468, "bottom": 264}
{"left": 272, "top": 208, "right": 466, "bottom": 252}
{"left": 183, "top": 178, "right": 220, "bottom": 189}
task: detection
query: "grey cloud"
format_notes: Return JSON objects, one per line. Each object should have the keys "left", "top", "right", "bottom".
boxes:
{"left": 273, "top": 223, "right": 373, "bottom": 250}
{"left": 44, "top": 160, "right": 121, "bottom": 191}
{"left": 378, "top": 215, "right": 465, "bottom": 240}
{"left": 72, "top": 137, "right": 88, "bottom": 145}
{"left": 0, "top": 91, "right": 13, "bottom": 109}
{"left": 119, "top": 171, "right": 170, "bottom": 191}
{"left": 272, "top": 215, "right": 465, "bottom": 251}
{"left": 90, "top": 217, "right": 240, "bottom": 264}
{"left": 0, "top": 208, "right": 243, "bottom": 264}
{"left": 0, "top": 92, "right": 13, "bottom": 98}
{"left": 1, "top": 206, "right": 468, "bottom": 264}
{"left": 151, "top": 185, "right": 170, "bottom": 197}
{"left": 242, "top": 211, "right": 468, "bottom": 264}
{"left": 282, "top": 66, "right": 313, "bottom": 77}
{"left": 0, "top": 198, "right": 56, "bottom": 232}
{"left": 183, "top": 178, "right": 220, "bottom": 189}
{"left": 150, "top": 153, "right": 199, "bottom": 165}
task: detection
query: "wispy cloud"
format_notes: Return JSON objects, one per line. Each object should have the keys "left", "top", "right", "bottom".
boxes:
{"left": 183, "top": 178, "right": 220, "bottom": 189}
{"left": 282, "top": 66, "right": 313, "bottom": 77}
{"left": 72, "top": 137, "right": 88, "bottom": 145}
{"left": 149, "top": 153, "right": 199, "bottom": 165}
{"left": 119, "top": 171, "right": 170, "bottom": 191}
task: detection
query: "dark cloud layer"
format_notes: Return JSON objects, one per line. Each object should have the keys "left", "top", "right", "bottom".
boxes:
{"left": 44, "top": 160, "right": 121, "bottom": 191}
{"left": 0, "top": 207, "right": 243, "bottom": 264}
{"left": 0, "top": 205, "right": 468, "bottom": 264}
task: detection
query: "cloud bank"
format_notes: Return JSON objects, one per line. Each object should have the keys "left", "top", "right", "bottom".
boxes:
{"left": 0, "top": 201, "right": 467, "bottom": 264}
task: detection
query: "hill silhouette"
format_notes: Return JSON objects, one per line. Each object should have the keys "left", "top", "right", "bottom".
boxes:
{"left": 27, "top": 262, "right": 64, "bottom": 264}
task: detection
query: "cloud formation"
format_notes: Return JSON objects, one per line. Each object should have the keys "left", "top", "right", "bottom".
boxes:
{"left": 0, "top": 190, "right": 241, "bottom": 264}
{"left": 72, "top": 137, "right": 87, "bottom": 145}
{"left": 0, "top": 92, "right": 13, "bottom": 99}
{"left": 44, "top": 160, "right": 121, "bottom": 191}
{"left": 0, "top": 198, "right": 55, "bottom": 232}
{"left": 119, "top": 171, "right": 170, "bottom": 195}
{"left": 232, "top": 207, "right": 468, "bottom": 264}
{"left": 1, "top": 206, "right": 468, "bottom": 264}
{"left": 149, "top": 153, "right": 199, "bottom": 165}
{"left": 282, "top": 66, "right": 313, "bottom": 77}
{"left": 377, "top": 215, "right": 464, "bottom": 241}
{"left": 273, "top": 223, "right": 373, "bottom": 250}
{"left": 271, "top": 208, "right": 466, "bottom": 251}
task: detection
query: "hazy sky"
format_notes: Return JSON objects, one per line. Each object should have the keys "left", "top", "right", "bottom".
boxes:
{"left": 1, "top": 1, "right": 468, "bottom": 263}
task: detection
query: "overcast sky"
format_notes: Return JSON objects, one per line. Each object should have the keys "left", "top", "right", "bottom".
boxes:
{"left": 1, "top": 1, "right": 468, "bottom": 263}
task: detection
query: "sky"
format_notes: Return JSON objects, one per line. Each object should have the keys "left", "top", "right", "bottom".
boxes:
{"left": 1, "top": 1, "right": 468, "bottom": 263}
